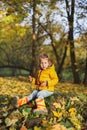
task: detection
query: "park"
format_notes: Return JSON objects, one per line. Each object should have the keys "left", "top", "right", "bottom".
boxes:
{"left": 0, "top": 0, "right": 87, "bottom": 130}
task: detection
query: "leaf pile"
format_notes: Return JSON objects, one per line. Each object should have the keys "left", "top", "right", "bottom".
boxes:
{"left": 0, "top": 76, "right": 87, "bottom": 130}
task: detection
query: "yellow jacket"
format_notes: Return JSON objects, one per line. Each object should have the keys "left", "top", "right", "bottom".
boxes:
{"left": 31, "top": 65, "right": 58, "bottom": 91}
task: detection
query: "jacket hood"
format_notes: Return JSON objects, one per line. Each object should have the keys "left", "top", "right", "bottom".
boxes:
{"left": 48, "top": 64, "right": 55, "bottom": 70}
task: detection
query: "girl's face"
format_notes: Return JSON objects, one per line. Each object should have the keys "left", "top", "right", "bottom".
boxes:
{"left": 40, "top": 58, "right": 49, "bottom": 70}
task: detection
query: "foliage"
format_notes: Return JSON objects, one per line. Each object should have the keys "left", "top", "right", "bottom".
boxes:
{"left": 0, "top": 0, "right": 87, "bottom": 82}
{"left": 0, "top": 76, "right": 87, "bottom": 130}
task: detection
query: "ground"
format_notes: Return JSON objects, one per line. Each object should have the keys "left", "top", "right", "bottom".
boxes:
{"left": 0, "top": 76, "right": 87, "bottom": 130}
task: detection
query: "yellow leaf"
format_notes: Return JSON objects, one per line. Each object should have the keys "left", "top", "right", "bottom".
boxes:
{"left": 53, "top": 102, "right": 61, "bottom": 109}
{"left": 53, "top": 111, "right": 59, "bottom": 117}
{"left": 52, "top": 124, "right": 67, "bottom": 130}
{"left": 52, "top": 111, "right": 62, "bottom": 118}
{"left": 34, "top": 126, "right": 41, "bottom": 130}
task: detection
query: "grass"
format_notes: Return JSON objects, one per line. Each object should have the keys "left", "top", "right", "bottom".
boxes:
{"left": 0, "top": 68, "right": 30, "bottom": 76}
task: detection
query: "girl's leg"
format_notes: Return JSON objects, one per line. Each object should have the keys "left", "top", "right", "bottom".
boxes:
{"left": 27, "top": 90, "right": 39, "bottom": 101}
{"left": 33, "top": 90, "right": 53, "bottom": 114}
{"left": 36, "top": 90, "right": 53, "bottom": 98}
{"left": 12, "top": 90, "right": 39, "bottom": 108}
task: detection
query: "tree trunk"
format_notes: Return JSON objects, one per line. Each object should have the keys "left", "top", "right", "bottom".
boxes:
{"left": 58, "top": 42, "right": 67, "bottom": 74}
{"left": 31, "top": 0, "right": 37, "bottom": 76}
{"left": 49, "top": 34, "right": 60, "bottom": 65}
{"left": 83, "top": 49, "right": 87, "bottom": 87}
{"left": 65, "top": 0, "right": 80, "bottom": 83}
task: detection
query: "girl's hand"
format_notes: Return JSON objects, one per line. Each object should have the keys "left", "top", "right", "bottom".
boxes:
{"left": 40, "top": 81, "right": 47, "bottom": 87}
{"left": 28, "top": 76, "right": 33, "bottom": 82}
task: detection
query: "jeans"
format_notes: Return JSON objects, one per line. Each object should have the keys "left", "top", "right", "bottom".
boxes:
{"left": 27, "top": 90, "right": 53, "bottom": 101}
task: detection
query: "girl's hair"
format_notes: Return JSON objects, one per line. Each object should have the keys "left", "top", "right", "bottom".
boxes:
{"left": 39, "top": 53, "right": 53, "bottom": 67}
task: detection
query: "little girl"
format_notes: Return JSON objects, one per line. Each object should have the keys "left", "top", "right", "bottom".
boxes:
{"left": 12, "top": 53, "right": 58, "bottom": 114}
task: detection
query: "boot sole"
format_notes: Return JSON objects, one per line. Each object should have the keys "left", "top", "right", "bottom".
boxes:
{"left": 11, "top": 96, "right": 19, "bottom": 108}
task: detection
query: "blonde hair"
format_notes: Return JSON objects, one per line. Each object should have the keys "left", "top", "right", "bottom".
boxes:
{"left": 39, "top": 53, "right": 53, "bottom": 67}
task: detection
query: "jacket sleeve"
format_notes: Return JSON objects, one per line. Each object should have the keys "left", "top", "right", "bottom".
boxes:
{"left": 31, "top": 77, "right": 36, "bottom": 84}
{"left": 31, "top": 70, "right": 39, "bottom": 85}
{"left": 48, "top": 70, "right": 59, "bottom": 87}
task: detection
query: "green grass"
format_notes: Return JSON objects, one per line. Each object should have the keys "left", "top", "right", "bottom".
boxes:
{"left": 61, "top": 68, "right": 84, "bottom": 82}
{"left": 0, "top": 68, "right": 30, "bottom": 76}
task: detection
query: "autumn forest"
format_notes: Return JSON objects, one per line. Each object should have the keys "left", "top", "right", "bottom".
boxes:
{"left": 0, "top": 0, "right": 87, "bottom": 130}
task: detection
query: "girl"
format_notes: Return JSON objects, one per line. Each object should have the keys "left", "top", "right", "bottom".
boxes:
{"left": 12, "top": 53, "right": 58, "bottom": 114}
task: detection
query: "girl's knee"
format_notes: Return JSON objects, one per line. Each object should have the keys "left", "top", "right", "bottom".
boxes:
{"left": 36, "top": 91, "right": 43, "bottom": 98}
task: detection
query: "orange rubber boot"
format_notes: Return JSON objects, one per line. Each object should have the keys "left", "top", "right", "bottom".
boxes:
{"left": 12, "top": 96, "right": 28, "bottom": 108}
{"left": 33, "top": 98, "right": 48, "bottom": 114}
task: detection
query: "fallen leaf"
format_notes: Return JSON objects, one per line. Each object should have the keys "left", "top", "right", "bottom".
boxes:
{"left": 20, "top": 125, "right": 27, "bottom": 130}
